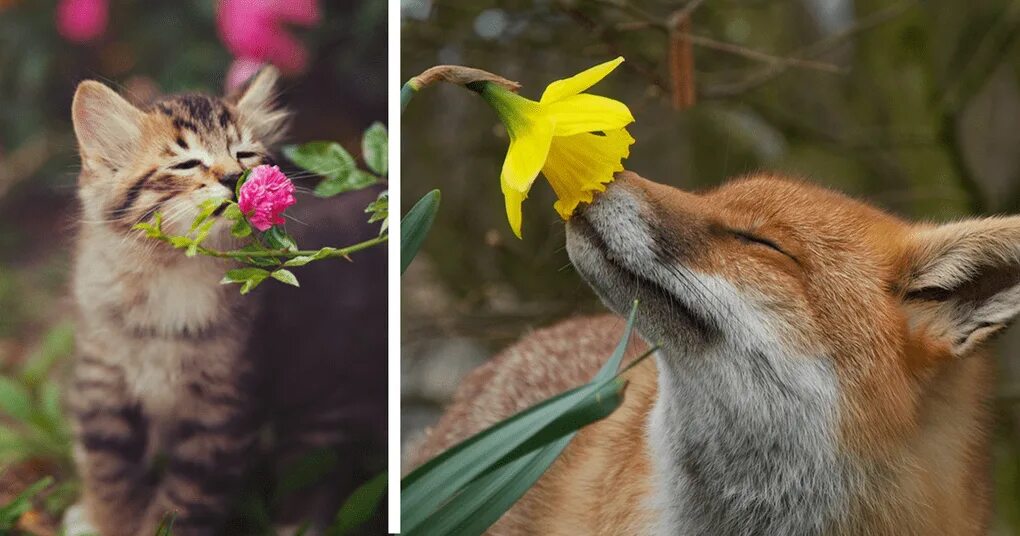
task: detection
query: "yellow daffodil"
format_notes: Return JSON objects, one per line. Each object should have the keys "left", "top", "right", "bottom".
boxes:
{"left": 469, "top": 57, "right": 635, "bottom": 238}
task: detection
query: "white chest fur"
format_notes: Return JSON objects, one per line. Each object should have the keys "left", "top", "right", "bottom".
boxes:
{"left": 648, "top": 341, "right": 847, "bottom": 536}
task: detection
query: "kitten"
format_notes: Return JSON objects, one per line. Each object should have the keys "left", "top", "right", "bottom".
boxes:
{"left": 65, "top": 68, "right": 387, "bottom": 535}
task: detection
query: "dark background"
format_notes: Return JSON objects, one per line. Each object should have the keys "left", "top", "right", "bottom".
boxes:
{"left": 400, "top": 0, "right": 1020, "bottom": 532}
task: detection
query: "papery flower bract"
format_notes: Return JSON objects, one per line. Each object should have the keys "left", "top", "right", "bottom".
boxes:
{"left": 238, "top": 165, "right": 296, "bottom": 232}
{"left": 217, "top": 0, "right": 320, "bottom": 78}
{"left": 473, "top": 57, "right": 635, "bottom": 238}
{"left": 56, "top": 0, "right": 108, "bottom": 43}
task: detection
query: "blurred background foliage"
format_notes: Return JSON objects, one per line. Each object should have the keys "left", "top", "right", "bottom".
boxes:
{"left": 0, "top": 0, "right": 385, "bottom": 533}
{"left": 400, "top": 0, "right": 1020, "bottom": 532}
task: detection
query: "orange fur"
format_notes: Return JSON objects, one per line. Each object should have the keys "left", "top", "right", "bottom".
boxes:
{"left": 413, "top": 172, "right": 1013, "bottom": 535}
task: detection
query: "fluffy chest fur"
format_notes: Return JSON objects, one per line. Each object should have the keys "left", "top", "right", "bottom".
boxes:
{"left": 72, "top": 226, "right": 252, "bottom": 417}
{"left": 649, "top": 343, "right": 847, "bottom": 536}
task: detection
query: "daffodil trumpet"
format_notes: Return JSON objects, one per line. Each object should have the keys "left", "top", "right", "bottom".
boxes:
{"left": 402, "top": 58, "right": 636, "bottom": 238}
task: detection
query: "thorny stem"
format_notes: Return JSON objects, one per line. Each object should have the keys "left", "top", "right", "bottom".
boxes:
{"left": 196, "top": 234, "right": 388, "bottom": 261}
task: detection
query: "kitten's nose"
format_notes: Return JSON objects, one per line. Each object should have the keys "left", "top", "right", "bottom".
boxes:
{"left": 220, "top": 172, "right": 242, "bottom": 194}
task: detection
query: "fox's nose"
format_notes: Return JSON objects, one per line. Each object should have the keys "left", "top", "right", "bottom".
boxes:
{"left": 220, "top": 172, "right": 242, "bottom": 194}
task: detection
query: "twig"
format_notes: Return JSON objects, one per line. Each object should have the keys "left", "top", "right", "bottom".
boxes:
{"left": 702, "top": 0, "right": 918, "bottom": 98}
{"left": 936, "top": 0, "right": 1020, "bottom": 214}
{"left": 668, "top": 11, "right": 697, "bottom": 109}
{"left": 594, "top": 0, "right": 842, "bottom": 74}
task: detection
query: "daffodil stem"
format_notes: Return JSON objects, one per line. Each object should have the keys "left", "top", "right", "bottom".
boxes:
{"left": 401, "top": 66, "right": 522, "bottom": 115}
{"left": 401, "top": 81, "right": 419, "bottom": 113}
{"left": 197, "top": 234, "right": 388, "bottom": 260}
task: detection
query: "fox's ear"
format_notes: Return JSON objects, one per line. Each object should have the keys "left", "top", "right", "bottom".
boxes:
{"left": 72, "top": 80, "right": 145, "bottom": 172}
{"left": 231, "top": 66, "right": 289, "bottom": 145}
{"left": 901, "top": 217, "right": 1020, "bottom": 357}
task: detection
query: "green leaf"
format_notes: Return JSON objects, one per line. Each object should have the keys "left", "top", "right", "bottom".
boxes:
{"left": 0, "top": 377, "right": 32, "bottom": 423}
{"left": 270, "top": 269, "right": 300, "bottom": 287}
{"left": 365, "top": 191, "right": 389, "bottom": 236}
{"left": 314, "top": 169, "right": 378, "bottom": 198}
{"left": 401, "top": 302, "right": 643, "bottom": 534}
{"left": 401, "top": 378, "right": 625, "bottom": 531}
{"left": 275, "top": 447, "right": 339, "bottom": 503}
{"left": 362, "top": 122, "right": 388, "bottom": 176}
{"left": 190, "top": 198, "right": 226, "bottom": 232}
{"left": 19, "top": 322, "right": 74, "bottom": 387}
{"left": 329, "top": 472, "right": 386, "bottom": 536}
{"left": 231, "top": 217, "right": 253, "bottom": 238}
{"left": 224, "top": 204, "right": 243, "bottom": 221}
{"left": 236, "top": 244, "right": 279, "bottom": 267}
{"left": 0, "top": 477, "right": 53, "bottom": 528}
{"left": 235, "top": 168, "right": 252, "bottom": 201}
{"left": 221, "top": 268, "right": 271, "bottom": 294}
{"left": 154, "top": 512, "right": 176, "bottom": 536}
{"left": 284, "top": 141, "right": 355, "bottom": 182}
{"left": 133, "top": 212, "right": 164, "bottom": 238}
{"left": 169, "top": 236, "right": 193, "bottom": 249}
{"left": 221, "top": 267, "right": 270, "bottom": 284}
{"left": 365, "top": 191, "right": 389, "bottom": 223}
{"left": 400, "top": 190, "right": 440, "bottom": 274}
{"left": 186, "top": 218, "right": 216, "bottom": 257}
{"left": 283, "top": 247, "right": 338, "bottom": 267}
{"left": 264, "top": 226, "right": 298, "bottom": 251}
{"left": 405, "top": 438, "right": 570, "bottom": 536}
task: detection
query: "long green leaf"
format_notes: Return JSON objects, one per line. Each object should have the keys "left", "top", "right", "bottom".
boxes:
{"left": 401, "top": 303, "right": 642, "bottom": 532}
{"left": 329, "top": 472, "right": 387, "bottom": 536}
{"left": 0, "top": 377, "right": 32, "bottom": 422}
{"left": 19, "top": 322, "right": 74, "bottom": 387}
{"left": 400, "top": 190, "right": 440, "bottom": 273}
{"left": 0, "top": 476, "right": 52, "bottom": 527}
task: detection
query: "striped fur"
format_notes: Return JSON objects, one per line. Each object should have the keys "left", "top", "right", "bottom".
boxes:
{"left": 67, "top": 69, "right": 309, "bottom": 535}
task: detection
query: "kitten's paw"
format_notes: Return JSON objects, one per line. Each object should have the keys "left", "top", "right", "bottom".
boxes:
{"left": 63, "top": 503, "right": 98, "bottom": 536}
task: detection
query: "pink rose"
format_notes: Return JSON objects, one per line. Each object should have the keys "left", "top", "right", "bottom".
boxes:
{"left": 217, "top": 0, "right": 320, "bottom": 74}
{"left": 238, "top": 165, "right": 296, "bottom": 232}
{"left": 56, "top": 0, "right": 108, "bottom": 43}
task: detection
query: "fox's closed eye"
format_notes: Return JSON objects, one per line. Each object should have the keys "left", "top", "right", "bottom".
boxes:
{"left": 731, "top": 230, "right": 798, "bottom": 262}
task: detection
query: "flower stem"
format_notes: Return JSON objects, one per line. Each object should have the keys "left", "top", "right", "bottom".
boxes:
{"left": 401, "top": 81, "right": 419, "bottom": 113}
{"left": 198, "top": 234, "right": 388, "bottom": 260}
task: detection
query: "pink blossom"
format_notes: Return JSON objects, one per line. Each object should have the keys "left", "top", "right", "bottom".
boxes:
{"left": 56, "top": 0, "right": 108, "bottom": 43}
{"left": 217, "top": 0, "right": 320, "bottom": 75}
{"left": 225, "top": 58, "right": 265, "bottom": 93}
{"left": 238, "top": 165, "right": 296, "bottom": 232}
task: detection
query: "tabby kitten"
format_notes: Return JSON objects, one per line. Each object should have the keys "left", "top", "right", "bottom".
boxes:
{"left": 66, "top": 68, "right": 384, "bottom": 536}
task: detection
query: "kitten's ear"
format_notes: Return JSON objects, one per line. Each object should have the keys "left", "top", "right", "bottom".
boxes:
{"left": 901, "top": 217, "right": 1020, "bottom": 357}
{"left": 231, "top": 66, "right": 289, "bottom": 145}
{"left": 72, "top": 80, "right": 145, "bottom": 172}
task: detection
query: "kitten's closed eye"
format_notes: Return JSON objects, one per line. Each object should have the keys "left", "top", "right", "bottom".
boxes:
{"left": 171, "top": 159, "right": 204, "bottom": 170}
{"left": 236, "top": 151, "right": 258, "bottom": 160}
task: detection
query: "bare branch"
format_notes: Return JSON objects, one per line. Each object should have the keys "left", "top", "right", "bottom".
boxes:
{"left": 702, "top": 1, "right": 918, "bottom": 98}
{"left": 592, "top": 0, "right": 843, "bottom": 75}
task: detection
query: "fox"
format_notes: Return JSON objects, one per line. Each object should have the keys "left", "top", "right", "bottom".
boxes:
{"left": 412, "top": 170, "right": 1020, "bottom": 535}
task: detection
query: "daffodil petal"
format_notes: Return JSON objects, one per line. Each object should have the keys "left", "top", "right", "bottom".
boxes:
{"left": 540, "top": 57, "right": 625, "bottom": 104}
{"left": 545, "top": 94, "right": 635, "bottom": 137}
{"left": 502, "top": 186, "right": 526, "bottom": 239}
{"left": 542, "top": 128, "right": 635, "bottom": 220}
{"left": 500, "top": 117, "right": 554, "bottom": 194}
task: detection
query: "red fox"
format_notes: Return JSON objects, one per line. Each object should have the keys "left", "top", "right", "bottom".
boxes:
{"left": 412, "top": 171, "right": 1018, "bottom": 535}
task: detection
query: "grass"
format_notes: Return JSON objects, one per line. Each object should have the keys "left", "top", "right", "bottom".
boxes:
{"left": 0, "top": 321, "right": 385, "bottom": 535}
